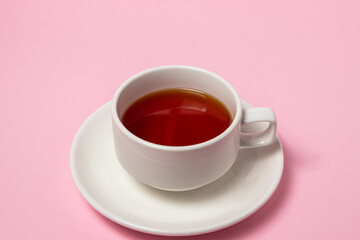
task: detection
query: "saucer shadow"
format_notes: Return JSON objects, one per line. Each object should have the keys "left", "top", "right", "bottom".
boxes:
{"left": 89, "top": 133, "right": 293, "bottom": 240}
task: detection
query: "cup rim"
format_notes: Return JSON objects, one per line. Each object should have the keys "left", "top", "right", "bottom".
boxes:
{"left": 111, "top": 65, "right": 242, "bottom": 152}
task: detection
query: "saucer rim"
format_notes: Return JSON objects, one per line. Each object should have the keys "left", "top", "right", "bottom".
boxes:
{"left": 70, "top": 101, "right": 284, "bottom": 236}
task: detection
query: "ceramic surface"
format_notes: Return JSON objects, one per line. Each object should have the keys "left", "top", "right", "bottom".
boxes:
{"left": 70, "top": 101, "right": 283, "bottom": 236}
{"left": 111, "top": 65, "right": 277, "bottom": 190}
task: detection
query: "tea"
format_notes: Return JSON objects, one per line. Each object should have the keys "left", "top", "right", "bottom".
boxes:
{"left": 122, "top": 88, "right": 232, "bottom": 146}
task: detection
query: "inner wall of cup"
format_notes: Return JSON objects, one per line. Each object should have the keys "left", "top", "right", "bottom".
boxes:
{"left": 116, "top": 67, "right": 239, "bottom": 123}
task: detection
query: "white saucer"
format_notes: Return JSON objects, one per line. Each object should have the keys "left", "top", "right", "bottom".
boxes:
{"left": 70, "top": 101, "right": 284, "bottom": 236}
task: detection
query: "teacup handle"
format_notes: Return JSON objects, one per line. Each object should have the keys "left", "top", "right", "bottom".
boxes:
{"left": 240, "top": 107, "right": 277, "bottom": 148}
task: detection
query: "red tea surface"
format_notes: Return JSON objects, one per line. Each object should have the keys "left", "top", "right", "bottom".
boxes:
{"left": 122, "top": 88, "right": 232, "bottom": 146}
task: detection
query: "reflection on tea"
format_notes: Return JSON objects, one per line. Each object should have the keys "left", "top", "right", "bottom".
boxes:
{"left": 122, "top": 88, "right": 232, "bottom": 146}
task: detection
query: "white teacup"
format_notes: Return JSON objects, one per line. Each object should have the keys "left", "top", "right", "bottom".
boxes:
{"left": 112, "top": 65, "right": 276, "bottom": 191}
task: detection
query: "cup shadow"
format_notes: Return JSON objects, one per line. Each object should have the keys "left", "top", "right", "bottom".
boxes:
{"left": 88, "top": 133, "right": 294, "bottom": 239}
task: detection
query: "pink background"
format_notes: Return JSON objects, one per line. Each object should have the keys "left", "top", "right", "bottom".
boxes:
{"left": 1, "top": 0, "right": 360, "bottom": 239}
